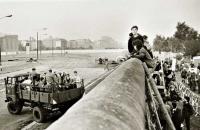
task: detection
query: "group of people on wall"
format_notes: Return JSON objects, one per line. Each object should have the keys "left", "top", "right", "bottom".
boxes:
{"left": 128, "top": 25, "right": 154, "bottom": 68}
{"left": 127, "top": 25, "right": 195, "bottom": 130}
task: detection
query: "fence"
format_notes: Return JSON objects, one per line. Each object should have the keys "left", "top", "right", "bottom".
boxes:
{"left": 143, "top": 63, "right": 176, "bottom": 130}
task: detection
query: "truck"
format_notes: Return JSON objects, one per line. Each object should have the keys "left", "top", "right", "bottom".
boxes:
{"left": 4, "top": 73, "right": 84, "bottom": 123}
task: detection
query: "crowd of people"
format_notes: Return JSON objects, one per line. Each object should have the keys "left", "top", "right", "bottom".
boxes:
{"left": 180, "top": 62, "right": 200, "bottom": 94}
{"left": 128, "top": 25, "right": 196, "bottom": 130}
{"left": 160, "top": 59, "right": 194, "bottom": 130}
{"left": 21, "top": 68, "right": 83, "bottom": 90}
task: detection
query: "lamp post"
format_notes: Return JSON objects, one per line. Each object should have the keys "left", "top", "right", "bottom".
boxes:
{"left": 0, "top": 14, "right": 12, "bottom": 71}
{"left": 0, "top": 14, "right": 12, "bottom": 20}
{"left": 36, "top": 28, "right": 47, "bottom": 60}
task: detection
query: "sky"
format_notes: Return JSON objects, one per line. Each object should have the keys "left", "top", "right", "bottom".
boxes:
{"left": 0, "top": 0, "right": 200, "bottom": 47}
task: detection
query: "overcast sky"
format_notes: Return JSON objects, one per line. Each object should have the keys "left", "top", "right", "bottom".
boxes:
{"left": 0, "top": 0, "right": 199, "bottom": 47}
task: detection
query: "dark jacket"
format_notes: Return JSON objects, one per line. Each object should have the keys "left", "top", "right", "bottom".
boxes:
{"left": 172, "top": 108, "right": 182, "bottom": 130}
{"left": 133, "top": 47, "right": 155, "bottom": 68}
{"left": 181, "top": 70, "right": 187, "bottom": 79}
{"left": 128, "top": 33, "right": 144, "bottom": 54}
{"left": 182, "top": 103, "right": 194, "bottom": 119}
{"left": 155, "top": 62, "right": 161, "bottom": 71}
{"left": 170, "top": 90, "right": 181, "bottom": 101}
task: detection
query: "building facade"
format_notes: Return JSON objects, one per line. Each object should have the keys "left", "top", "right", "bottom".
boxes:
{"left": 67, "top": 39, "right": 93, "bottom": 49}
{"left": 42, "top": 38, "right": 67, "bottom": 50}
{"left": 0, "top": 35, "right": 19, "bottom": 52}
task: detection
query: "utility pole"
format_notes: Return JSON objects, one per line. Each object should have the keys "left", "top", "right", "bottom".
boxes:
{"left": 36, "top": 32, "right": 39, "bottom": 60}
{"left": 40, "top": 40, "right": 42, "bottom": 55}
{"left": 52, "top": 38, "right": 54, "bottom": 56}
{"left": 0, "top": 44, "right": 2, "bottom": 71}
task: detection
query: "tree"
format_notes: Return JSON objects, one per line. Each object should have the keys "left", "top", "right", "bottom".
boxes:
{"left": 174, "top": 22, "right": 200, "bottom": 57}
{"left": 167, "top": 37, "right": 183, "bottom": 52}
{"left": 153, "top": 22, "right": 200, "bottom": 56}
{"left": 153, "top": 35, "right": 165, "bottom": 51}
{"left": 183, "top": 40, "right": 200, "bottom": 57}
{"left": 174, "top": 22, "right": 198, "bottom": 41}
{"left": 153, "top": 35, "right": 170, "bottom": 52}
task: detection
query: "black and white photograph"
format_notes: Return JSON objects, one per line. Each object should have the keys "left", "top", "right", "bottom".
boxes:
{"left": 0, "top": 0, "right": 200, "bottom": 130}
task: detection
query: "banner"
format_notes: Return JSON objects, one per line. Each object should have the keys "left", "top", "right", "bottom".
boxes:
{"left": 177, "top": 82, "right": 200, "bottom": 116}
{"left": 171, "top": 58, "right": 176, "bottom": 71}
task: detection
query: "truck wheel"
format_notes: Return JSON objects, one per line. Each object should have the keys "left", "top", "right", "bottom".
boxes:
{"left": 7, "top": 102, "right": 23, "bottom": 114}
{"left": 33, "top": 107, "right": 47, "bottom": 123}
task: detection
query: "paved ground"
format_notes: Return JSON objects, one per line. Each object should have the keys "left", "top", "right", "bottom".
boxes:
{"left": 0, "top": 52, "right": 119, "bottom": 130}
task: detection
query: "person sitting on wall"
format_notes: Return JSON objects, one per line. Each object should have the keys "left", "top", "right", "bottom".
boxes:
{"left": 131, "top": 39, "right": 155, "bottom": 68}
{"left": 143, "top": 35, "right": 153, "bottom": 58}
{"left": 128, "top": 26, "right": 144, "bottom": 55}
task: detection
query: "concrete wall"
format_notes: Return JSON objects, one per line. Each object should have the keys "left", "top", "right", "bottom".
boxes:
{"left": 48, "top": 58, "right": 146, "bottom": 130}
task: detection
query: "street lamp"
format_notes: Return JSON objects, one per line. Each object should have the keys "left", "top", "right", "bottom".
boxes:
{"left": 36, "top": 28, "right": 47, "bottom": 60}
{"left": 0, "top": 14, "right": 12, "bottom": 20}
{"left": 0, "top": 14, "right": 12, "bottom": 71}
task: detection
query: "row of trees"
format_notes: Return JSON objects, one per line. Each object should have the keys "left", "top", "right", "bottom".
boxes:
{"left": 153, "top": 22, "right": 200, "bottom": 57}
